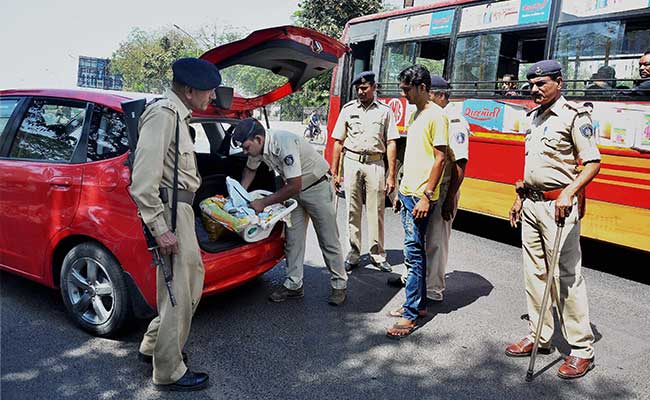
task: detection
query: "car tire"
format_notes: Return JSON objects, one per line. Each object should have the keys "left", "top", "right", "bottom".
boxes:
{"left": 60, "top": 242, "right": 130, "bottom": 337}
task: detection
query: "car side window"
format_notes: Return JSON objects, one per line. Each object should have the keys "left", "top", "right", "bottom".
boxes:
{"left": 0, "top": 98, "right": 19, "bottom": 134}
{"left": 87, "top": 105, "right": 129, "bottom": 161}
{"left": 9, "top": 99, "right": 86, "bottom": 161}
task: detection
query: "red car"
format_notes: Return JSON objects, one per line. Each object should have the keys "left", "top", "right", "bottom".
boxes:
{"left": 0, "top": 26, "right": 347, "bottom": 337}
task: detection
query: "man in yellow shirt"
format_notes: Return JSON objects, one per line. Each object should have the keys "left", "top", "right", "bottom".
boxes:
{"left": 386, "top": 65, "right": 448, "bottom": 339}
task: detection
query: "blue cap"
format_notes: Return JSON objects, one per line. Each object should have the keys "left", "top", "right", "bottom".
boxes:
{"left": 172, "top": 58, "right": 221, "bottom": 90}
{"left": 430, "top": 76, "right": 450, "bottom": 89}
{"left": 231, "top": 117, "right": 265, "bottom": 147}
{"left": 352, "top": 71, "right": 375, "bottom": 85}
{"left": 526, "top": 60, "right": 562, "bottom": 80}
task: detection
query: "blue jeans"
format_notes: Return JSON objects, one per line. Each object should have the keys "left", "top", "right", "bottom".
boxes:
{"left": 399, "top": 193, "right": 434, "bottom": 321}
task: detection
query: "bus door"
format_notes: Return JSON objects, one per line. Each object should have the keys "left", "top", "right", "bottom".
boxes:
{"left": 339, "top": 20, "right": 384, "bottom": 105}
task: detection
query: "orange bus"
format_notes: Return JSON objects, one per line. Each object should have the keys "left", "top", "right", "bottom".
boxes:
{"left": 325, "top": 0, "right": 650, "bottom": 252}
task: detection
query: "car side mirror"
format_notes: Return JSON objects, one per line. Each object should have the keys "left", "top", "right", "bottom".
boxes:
{"left": 213, "top": 86, "right": 234, "bottom": 109}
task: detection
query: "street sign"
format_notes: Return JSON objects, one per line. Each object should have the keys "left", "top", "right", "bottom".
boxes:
{"left": 77, "top": 56, "right": 123, "bottom": 90}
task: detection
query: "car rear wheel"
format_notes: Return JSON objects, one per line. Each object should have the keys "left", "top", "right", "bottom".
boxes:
{"left": 60, "top": 243, "right": 130, "bottom": 337}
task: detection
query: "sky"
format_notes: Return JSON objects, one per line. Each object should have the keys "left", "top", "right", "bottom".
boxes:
{"left": 0, "top": 0, "right": 302, "bottom": 89}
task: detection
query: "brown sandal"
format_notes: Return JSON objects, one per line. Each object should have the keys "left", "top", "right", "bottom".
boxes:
{"left": 387, "top": 307, "right": 427, "bottom": 318}
{"left": 386, "top": 322, "right": 417, "bottom": 339}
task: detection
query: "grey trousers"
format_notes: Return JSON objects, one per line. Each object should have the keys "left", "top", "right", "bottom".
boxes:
{"left": 283, "top": 178, "right": 348, "bottom": 290}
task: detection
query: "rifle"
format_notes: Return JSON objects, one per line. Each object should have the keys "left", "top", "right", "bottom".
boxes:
{"left": 122, "top": 98, "right": 177, "bottom": 307}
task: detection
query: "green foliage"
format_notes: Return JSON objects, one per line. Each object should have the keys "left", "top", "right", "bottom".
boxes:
{"left": 279, "top": 0, "right": 382, "bottom": 119}
{"left": 294, "top": 0, "right": 382, "bottom": 39}
{"left": 111, "top": 28, "right": 202, "bottom": 93}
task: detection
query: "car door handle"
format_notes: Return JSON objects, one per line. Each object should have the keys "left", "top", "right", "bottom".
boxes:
{"left": 49, "top": 177, "right": 72, "bottom": 188}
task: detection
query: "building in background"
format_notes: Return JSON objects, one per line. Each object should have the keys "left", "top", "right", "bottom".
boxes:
{"left": 77, "top": 56, "right": 123, "bottom": 90}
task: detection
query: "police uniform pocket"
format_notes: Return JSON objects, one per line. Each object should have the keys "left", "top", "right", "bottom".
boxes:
{"left": 541, "top": 131, "right": 572, "bottom": 155}
{"left": 178, "top": 141, "right": 195, "bottom": 171}
{"left": 371, "top": 121, "right": 385, "bottom": 137}
{"left": 348, "top": 120, "right": 363, "bottom": 137}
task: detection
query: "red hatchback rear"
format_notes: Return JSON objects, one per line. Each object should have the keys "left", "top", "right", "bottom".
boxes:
{"left": 0, "top": 26, "right": 346, "bottom": 336}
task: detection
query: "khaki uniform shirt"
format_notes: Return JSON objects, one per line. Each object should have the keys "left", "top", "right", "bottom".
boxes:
{"left": 331, "top": 98, "right": 399, "bottom": 154}
{"left": 130, "top": 89, "right": 201, "bottom": 237}
{"left": 246, "top": 129, "right": 329, "bottom": 190}
{"left": 524, "top": 96, "right": 601, "bottom": 191}
{"left": 441, "top": 105, "right": 470, "bottom": 190}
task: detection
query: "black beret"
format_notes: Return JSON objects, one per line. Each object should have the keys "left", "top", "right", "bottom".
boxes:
{"left": 231, "top": 117, "right": 265, "bottom": 147}
{"left": 352, "top": 71, "right": 375, "bottom": 85}
{"left": 172, "top": 58, "right": 221, "bottom": 90}
{"left": 430, "top": 76, "right": 450, "bottom": 89}
{"left": 526, "top": 60, "right": 562, "bottom": 80}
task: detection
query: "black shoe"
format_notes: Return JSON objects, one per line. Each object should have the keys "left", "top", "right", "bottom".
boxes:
{"left": 139, "top": 351, "right": 188, "bottom": 365}
{"left": 386, "top": 276, "right": 405, "bottom": 288}
{"left": 345, "top": 261, "right": 359, "bottom": 272}
{"left": 155, "top": 370, "right": 209, "bottom": 392}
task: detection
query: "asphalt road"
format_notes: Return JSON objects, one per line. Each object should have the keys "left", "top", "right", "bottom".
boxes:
{"left": 2, "top": 206, "right": 649, "bottom": 400}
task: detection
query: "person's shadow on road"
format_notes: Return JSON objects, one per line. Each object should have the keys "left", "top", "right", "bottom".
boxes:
{"left": 419, "top": 270, "right": 494, "bottom": 323}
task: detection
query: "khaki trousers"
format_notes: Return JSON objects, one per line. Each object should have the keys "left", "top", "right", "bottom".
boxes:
{"left": 343, "top": 157, "right": 386, "bottom": 264}
{"left": 284, "top": 178, "right": 348, "bottom": 290}
{"left": 521, "top": 198, "right": 594, "bottom": 359}
{"left": 424, "top": 188, "right": 457, "bottom": 298}
{"left": 139, "top": 203, "right": 205, "bottom": 384}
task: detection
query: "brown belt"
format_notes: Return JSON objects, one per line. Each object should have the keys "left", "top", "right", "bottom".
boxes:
{"left": 176, "top": 190, "right": 195, "bottom": 204}
{"left": 161, "top": 188, "right": 195, "bottom": 205}
{"left": 344, "top": 150, "right": 383, "bottom": 163}
{"left": 519, "top": 186, "right": 563, "bottom": 202}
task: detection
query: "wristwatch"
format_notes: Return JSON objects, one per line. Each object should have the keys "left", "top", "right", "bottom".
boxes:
{"left": 424, "top": 190, "right": 435, "bottom": 201}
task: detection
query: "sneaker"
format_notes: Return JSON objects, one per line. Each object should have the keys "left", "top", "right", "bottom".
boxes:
{"left": 268, "top": 285, "right": 304, "bottom": 303}
{"left": 373, "top": 261, "right": 393, "bottom": 272}
{"left": 386, "top": 276, "right": 406, "bottom": 288}
{"left": 328, "top": 288, "right": 346, "bottom": 306}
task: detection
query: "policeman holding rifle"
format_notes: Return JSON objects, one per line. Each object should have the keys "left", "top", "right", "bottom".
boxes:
{"left": 130, "top": 58, "right": 220, "bottom": 391}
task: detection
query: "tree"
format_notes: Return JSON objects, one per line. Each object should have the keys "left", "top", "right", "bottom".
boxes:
{"left": 277, "top": 0, "right": 383, "bottom": 119}
{"left": 293, "top": 0, "right": 383, "bottom": 39}
{"left": 111, "top": 28, "right": 202, "bottom": 93}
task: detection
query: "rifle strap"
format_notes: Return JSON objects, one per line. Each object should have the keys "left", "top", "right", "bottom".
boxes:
{"left": 171, "top": 115, "right": 180, "bottom": 233}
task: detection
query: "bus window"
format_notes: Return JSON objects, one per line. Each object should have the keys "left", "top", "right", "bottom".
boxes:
{"left": 452, "top": 29, "right": 546, "bottom": 95}
{"left": 351, "top": 40, "right": 375, "bottom": 79}
{"left": 554, "top": 17, "right": 650, "bottom": 94}
{"left": 415, "top": 40, "right": 448, "bottom": 78}
{"left": 380, "top": 42, "right": 417, "bottom": 86}
{"left": 451, "top": 34, "right": 501, "bottom": 92}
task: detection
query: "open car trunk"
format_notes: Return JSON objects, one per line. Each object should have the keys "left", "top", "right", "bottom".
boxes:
{"left": 189, "top": 25, "right": 347, "bottom": 252}
{"left": 191, "top": 118, "right": 278, "bottom": 253}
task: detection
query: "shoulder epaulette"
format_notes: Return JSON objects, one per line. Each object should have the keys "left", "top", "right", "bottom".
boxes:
{"left": 563, "top": 100, "right": 589, "bottom": 114}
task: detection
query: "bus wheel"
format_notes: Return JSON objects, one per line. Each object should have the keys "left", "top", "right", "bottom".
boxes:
{"left": 60, "top": 243, "right": 130, "bottom": 337}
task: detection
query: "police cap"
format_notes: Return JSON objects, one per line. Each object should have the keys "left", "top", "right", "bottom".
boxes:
{"left": 352, "top": 71, "right": 375, "bottom": 86}
{"left": 430, "top": 76, "right": 451, "bottom": 90}
{"left": 172, "top": 58, "right": 222, "bottom": 90}
{"left": 231, "top": 117, "right": 265, "bottom": 147}
{"left": 526, "top": 60, "right": 562, "bottom": 80}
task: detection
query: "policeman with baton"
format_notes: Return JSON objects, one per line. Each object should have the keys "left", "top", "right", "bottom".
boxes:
{"left": 507, "top": 60, "right": 601, "bottom": 380}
